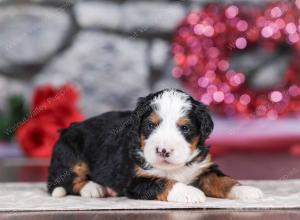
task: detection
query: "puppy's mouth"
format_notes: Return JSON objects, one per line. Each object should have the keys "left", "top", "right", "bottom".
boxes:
{"left": 151, "top": 158, "right": 185, "bottom": 170}
{"left": 157, "top": 159, "right": 171, "bottom": 165}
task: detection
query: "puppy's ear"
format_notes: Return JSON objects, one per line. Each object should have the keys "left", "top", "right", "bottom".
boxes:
{"left": 128, "top": 95, "right": 151, "bottom": 134}
{"left": 132, "top": 93, "right": 155, "bottom": 121}
{"left": 192, "top": 100, "right": 214, "bottom": 143}
{"left": 134, "top": 97, "right": 148, "bottom": 116}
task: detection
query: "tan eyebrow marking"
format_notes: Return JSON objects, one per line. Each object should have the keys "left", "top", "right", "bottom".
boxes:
{"left": 177, "top": 116, "right": 190, "bottom": 126}
{"left": 149, "top": 112, "right": 161, "bottom": 125}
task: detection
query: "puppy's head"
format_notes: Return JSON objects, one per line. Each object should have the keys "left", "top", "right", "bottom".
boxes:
{"left": 133, "top": 89, "right": 213, "bottom": 171}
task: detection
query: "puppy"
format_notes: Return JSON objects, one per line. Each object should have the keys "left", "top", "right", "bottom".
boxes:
{"left": 48, "top": 89, "right": 263, "bottom": 203}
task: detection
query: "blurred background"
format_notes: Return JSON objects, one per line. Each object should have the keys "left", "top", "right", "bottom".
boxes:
{"left": 0, "top": 0, "right": 299, "bottom": 182}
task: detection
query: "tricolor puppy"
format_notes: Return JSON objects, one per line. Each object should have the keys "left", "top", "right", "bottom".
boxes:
{"left": 48, "top": 89, "right": 263, "bottom": 203}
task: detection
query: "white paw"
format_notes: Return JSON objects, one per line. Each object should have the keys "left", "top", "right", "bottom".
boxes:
{"left": 51, "top": 187, "right": 66, "bottom": 198}
{"left": 167, "top": 183, "right": 206, "bottom": 203}
{"left": 228, "top": 185, "right": 264, "bottom": 201}
{"left": 80, "top": 181, "right": 105, "bottom": 198}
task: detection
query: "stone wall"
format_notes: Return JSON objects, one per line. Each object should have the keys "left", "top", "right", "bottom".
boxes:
{"left": 0, "top": 0, "right": 268, "bottom": 116}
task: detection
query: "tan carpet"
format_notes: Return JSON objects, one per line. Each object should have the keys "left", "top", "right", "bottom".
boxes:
{"left": 0, "top": 180, "right": 299, "bottom": 211}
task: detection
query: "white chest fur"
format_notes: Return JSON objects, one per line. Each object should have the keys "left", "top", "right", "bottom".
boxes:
{"left": 141, "top": 157, "right": 213, "bottom": 184}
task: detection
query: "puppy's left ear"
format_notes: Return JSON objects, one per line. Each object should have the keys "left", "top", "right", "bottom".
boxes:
{"left": 192, "top": 100, "right": 214, "bottom": 143}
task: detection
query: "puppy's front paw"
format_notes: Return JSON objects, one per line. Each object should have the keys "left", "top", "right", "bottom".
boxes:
{"left": 167, "top": 183, "right": 206, "bottom": 203}
{"left": 228, "top": 185, "right": 264, "bottom": 201}
{"left": 80, "top": 181, "right": 105, "bottom": 198}
{"left": 51, "top": 187, "right": 66, "bottom": 198}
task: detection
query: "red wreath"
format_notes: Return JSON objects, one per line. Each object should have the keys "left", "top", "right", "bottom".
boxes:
{"left": 172, "top": 1, "right": 300, "bottom": 118}
{"left": 16, "top": 84, "right": 84, "bottom": 158}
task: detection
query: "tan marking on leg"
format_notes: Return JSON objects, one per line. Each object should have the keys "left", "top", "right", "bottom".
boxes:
{"left": 157, "top": 180, "right": 177, "bottom": 201}
{"left": 199, "top": 173, "right": 239, "bottom": 198}
{"left": 72, "top": 162, "right": 89, "bottom": 176}
{"left": 72, "top": 162, "right": 89, "bottom": 194}
{"left": 73, "top": 177, "right": 87, "bottom": 194}
{"left": 135, "top": 166, "right": 178, "bottom": 201}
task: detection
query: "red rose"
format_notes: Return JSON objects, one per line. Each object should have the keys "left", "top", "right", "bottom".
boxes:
{"left": 16, "top": 116, "right": 60, "bottom": 158}
{"left": 16, "top": 84, "right": 84, "bottom": 158}
{"left": 32, "top": 84, "right": 79, "bottom": 113}
{"left": 32, "top": 85, "right": 57, "bottom": 110}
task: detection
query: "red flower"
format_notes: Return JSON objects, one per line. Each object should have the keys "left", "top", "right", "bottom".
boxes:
{"left": 16, "top": 84, "right": 84, "bottom": 158}
{"left": 32, "top": 84, "right": 79, "bottom": 113}
{"left": 32, "top": 85, "right": 57, "bottom": 109}
{"left": 16, "top": 116, "right": 61, "bottom": 158}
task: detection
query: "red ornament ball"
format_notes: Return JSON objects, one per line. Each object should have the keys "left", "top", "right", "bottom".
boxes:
{"left": 172, "top": 1, "right": 300, "bottom": 119}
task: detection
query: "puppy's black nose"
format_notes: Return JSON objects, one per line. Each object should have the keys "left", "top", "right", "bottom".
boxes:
{"left": 156, "top": 147, "right": 171, "bottom": 158}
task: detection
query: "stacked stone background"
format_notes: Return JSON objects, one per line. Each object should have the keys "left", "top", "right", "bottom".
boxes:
{"left": 0, "top": 0, "right": 269, "bottom": 116}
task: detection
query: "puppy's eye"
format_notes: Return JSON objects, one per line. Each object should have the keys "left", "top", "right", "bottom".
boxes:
{"left": 148, "top": 122, "right": 157, "bottom": 130}
{"left": 180, "top": 125, "right": 190, "bottom": 133}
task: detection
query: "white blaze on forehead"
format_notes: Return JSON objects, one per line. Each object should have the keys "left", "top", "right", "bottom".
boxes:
{"left": 151, "top": 90, "right": 191, "bottom": 120}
